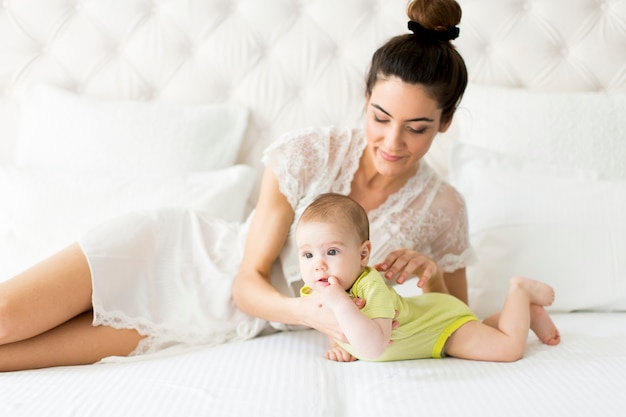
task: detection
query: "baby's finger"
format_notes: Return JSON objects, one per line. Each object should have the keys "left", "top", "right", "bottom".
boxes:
{"left": 391, "top": 309, "right": 400, "bottom": 329}
{"left": 352, "top": 297, "right": 366, "bottom": 309}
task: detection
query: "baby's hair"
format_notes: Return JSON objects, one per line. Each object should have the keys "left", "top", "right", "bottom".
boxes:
{"left": 299, "top": 193, "right": 369, "bottom": 243}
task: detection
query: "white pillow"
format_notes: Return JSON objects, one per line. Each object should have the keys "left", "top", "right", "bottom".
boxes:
{"left": 455, "top": 84, "right": 626, "bottom": 180}
{"left": 450, "top": 143, "right": 626, "bottom": 318}
{"left": 0, "top": 164, "right": 256, "bottom": 271}
{"left": 16, "top": 84, "right": 249, "bottom": 174}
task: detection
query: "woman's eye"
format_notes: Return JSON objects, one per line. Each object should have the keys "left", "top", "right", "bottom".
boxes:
{"left": 408, "top": 126, "right": 427, "bottom": 134}
{"left": 373, "top": 114, "right": 388, "bottom": 123}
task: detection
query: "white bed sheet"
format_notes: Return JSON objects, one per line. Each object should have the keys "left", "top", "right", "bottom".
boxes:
{"left": 1, "top": 1, "right": 625, "bottom": 416}
{"left": 1, "top": 312, "right": 624, "bottom": 417}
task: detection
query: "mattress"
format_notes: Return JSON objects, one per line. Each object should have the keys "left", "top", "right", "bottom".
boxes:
{"left": 1, "top": 1, "right": 625, "bottom": 416}
{"left": 2, "top": 312, "right": 624, "bottom": 417}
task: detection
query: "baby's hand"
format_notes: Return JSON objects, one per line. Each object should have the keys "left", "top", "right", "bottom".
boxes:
{"left": 324, "top": 342, "right": 357, "bottom": 362}
{"left": 319, "top": 276, "right": 351, "bottom": 308}
{"left": 326, "top": 276, "right": 344, "bottom": 291}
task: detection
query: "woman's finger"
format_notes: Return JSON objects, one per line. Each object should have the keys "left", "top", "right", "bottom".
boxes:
{"left": 390, "top": 251, "right": 425, "bottom": 283}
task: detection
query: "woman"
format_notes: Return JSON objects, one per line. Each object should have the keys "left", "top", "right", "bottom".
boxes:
{"left": 0, "top": 0, "right": 472, "bottom": 371}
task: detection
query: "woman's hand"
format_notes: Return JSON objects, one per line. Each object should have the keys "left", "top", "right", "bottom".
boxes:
{"left": 374, "top": 248, "right": 444, "bottom": 291}
{"left": 299, "top": 292, "right": 349, "bottom": 342}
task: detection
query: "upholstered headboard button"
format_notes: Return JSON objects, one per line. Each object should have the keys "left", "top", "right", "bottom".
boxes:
{"left": 0, "top": 0, "right": 624, "bottom": 165}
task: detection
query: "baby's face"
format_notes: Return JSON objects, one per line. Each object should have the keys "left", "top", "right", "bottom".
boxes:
{"left": 296, "top": 221, "right": 366, "bottom": 292}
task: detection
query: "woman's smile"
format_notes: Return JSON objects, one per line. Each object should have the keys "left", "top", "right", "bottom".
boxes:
{"left": 378, "top": 148, "right": 404, "bottom": 162}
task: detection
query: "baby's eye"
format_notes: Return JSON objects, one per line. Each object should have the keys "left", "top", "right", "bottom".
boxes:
{"left": 327, "top": 249, "right": 338, "bottom": 256}
{"left": 304, "top": 252, "right": 313, "bottom": 259}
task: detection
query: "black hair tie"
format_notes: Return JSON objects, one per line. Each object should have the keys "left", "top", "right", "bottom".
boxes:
{"left": 408, "top": 20, "right": 460, "bottom": 41}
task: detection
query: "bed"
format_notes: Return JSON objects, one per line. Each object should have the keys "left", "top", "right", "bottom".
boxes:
{"left": 1, "top": 0, "right": 625, "bottom": 416}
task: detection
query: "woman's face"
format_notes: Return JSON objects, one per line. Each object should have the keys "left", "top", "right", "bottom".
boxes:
{"left": 364, "top": 77, "right": 450, "bottom": 179}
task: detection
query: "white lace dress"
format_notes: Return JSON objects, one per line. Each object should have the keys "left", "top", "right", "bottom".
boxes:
{"left": 78, "top": 126, "right": 475, "bottom": 357}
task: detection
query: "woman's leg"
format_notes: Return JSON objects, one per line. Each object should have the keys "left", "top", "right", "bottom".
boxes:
{"left": 0, "top": 243, "right": 144, "bottom": 371}
{"left": 444, "top": 276, "right": 558, "bottom": 362}
{"left": 0, "top": 311, "right": 142, "bottom": 371}
{"left": 0, "top": 243, "right": 93, "bottom": 344}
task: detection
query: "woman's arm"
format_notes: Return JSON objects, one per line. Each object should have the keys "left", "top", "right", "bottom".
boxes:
{"left": 232, "top": 168, "right": 295, "bottom": 322}
{"left": 232, "top": 168, "right": 346, "bottom": 339}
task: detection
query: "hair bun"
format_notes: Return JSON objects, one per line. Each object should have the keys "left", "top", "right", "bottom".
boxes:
{"left": 408, "top": 20, "right": 459, "bottom": 41}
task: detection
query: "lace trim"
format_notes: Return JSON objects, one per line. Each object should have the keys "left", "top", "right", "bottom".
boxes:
{"left": 334, "top": 128, "right": 365, "bottom": 195}
{"left": 93, "top": 310, "right": 165, "bottom": 356}
{"left": 93, "top": 309, "right": 266, "bottom": 357}
{"left": 368, "top": 162, "right": 433, "bottom": 223}
{"left": 439, "top": 247, "right": 477, "bottom": 273}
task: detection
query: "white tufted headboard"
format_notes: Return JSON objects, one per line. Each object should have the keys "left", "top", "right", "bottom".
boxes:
{"left": 1, "top": 0, "right": 625, "bottom": 172}
{"left": 1, "top": 4, "right": 626, "bottom": 414}
{"left": 459, "top": 0, "right": 626, "bottom": 92}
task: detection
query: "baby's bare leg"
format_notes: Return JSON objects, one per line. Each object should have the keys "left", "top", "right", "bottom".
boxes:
{"left": 517, "top": 276, "right": 555, "bottom": 306}
{"left": 445, "top": 277, "right": 558, "bottom": 362}
{"left": 0, "top": 243, "right": 93, "bottom": 344}
{"left": 483, "top": 304, "right": 560, "bottom": 346}
{"left": 529, "top": 304, "right": 560, "bottom": 345}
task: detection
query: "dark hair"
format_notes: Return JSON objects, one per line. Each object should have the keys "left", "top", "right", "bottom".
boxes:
{"left": 298, "top": 193, "right": 369, "bottom": 243}
{"left": 365, "top": 0, "right": 467, "bottom": 125}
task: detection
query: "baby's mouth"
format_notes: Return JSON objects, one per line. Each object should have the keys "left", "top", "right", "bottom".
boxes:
{"left": 317, "top": 277, "right": 330, "bottom": 287}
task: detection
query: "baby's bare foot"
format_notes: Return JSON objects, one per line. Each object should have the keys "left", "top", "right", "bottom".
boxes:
{"left": 530, "top": 304, "right": 561, "bottom": 346}
{"left": 510, "top": 276, "right": 555, "bottom": 307}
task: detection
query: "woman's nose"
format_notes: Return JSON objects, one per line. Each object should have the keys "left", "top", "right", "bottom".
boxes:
{"left": 384, "top": 126, "right": 403, "bottom": 148}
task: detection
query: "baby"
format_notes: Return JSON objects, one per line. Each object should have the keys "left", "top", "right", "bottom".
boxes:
{"left": 296, "top": 193, "right": 560, "bottom": 362}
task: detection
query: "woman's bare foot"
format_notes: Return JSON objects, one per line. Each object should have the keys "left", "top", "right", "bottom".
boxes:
{"left": 510, "top": 276, "right": 555, "bottom": 307}
{"left": 529, "top": 304, "right": 561, "bottom": 346}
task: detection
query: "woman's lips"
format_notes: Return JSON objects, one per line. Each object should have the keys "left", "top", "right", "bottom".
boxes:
{"left": 378, "top": 148, "right": 403, "bottom": 162}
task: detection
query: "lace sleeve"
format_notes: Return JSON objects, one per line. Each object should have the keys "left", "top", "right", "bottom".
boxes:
{"left": 369, "top": 164, "right": 476, "bottom": 274}
{"left": 429, "top": 183, "right": 477, "bottom": 272}
{"left": 261, "top": 127, "right": 331, "bottom": 209}
{"left": 261, "top": 126, "right": 361, "bottom": 211}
